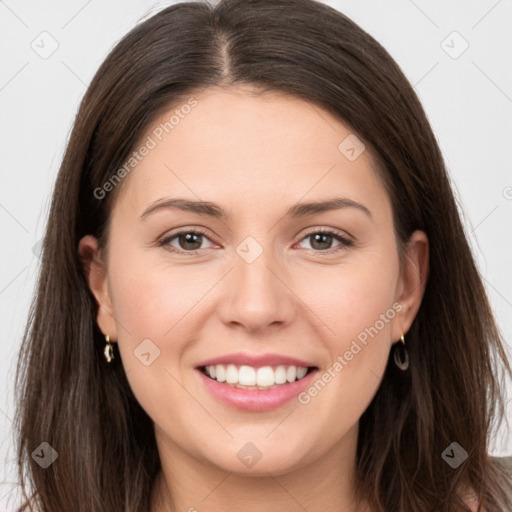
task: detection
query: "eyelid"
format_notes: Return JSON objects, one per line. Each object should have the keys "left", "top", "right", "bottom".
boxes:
{"left": 158, "top": 226, "right": 354, "bottom": 255}
{"left": 299, "top": 226, "right": 352, "bottom": 240}
{"left": 158, "top": 226, "right": 217, "bottom": 252}
{"left": 295, "top": 227, "right": 354, "bottom": 252}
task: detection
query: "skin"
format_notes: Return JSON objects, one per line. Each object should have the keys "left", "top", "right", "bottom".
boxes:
{"left": 79, "top": 86, "right": 429, "bottom": 512}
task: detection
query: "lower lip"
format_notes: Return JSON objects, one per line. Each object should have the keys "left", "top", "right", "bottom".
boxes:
{"left": 196, "top": 368, "right": 318, "bottom": 412}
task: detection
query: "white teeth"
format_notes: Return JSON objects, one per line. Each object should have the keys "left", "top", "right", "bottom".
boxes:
{"left": 203, "top": 364, "right": 311, "bottom": 388}
{"left": 274, "top": 365, "right": 287, "bottom": 384}
{"left": 297, "top": 367, "right": 308, "bottom": 379}
{"left": 286, "top": 366, "right": 297, "bottom": 383}
{"left": 226, "top": 364, "right": 238, "bottom": 384}
{"left": 256, "top": 366, "right": 274, "bottom": 387}
{"left": 239, "top": 365, "right": 256, "bottom": 386}
{"left": 215, "top": 364, "right": 226, "bottom": 382}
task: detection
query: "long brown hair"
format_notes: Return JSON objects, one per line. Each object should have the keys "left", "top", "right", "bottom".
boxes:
{"left": 14, "top": 0, "right": 512, "bottom": 510}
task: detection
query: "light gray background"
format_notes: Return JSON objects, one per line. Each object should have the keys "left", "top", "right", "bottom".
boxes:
{"left": 1, "top": 0, "right": 511, "bottom": 508}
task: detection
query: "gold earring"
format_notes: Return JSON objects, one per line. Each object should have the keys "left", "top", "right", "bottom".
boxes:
{"left": 104, "top": 334, "right": 114, "bottom": 363}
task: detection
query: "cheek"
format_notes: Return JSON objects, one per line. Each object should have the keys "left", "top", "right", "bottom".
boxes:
{"left": 107, "top": 251, "right": 205, "bottom": 421}
{"left": 108, "top": 246, "right": 207, "bottom": 341}
{"left": 299, "top": 247, "right": 399, "bottom": 346}
{"left": 296, "top": 247, "right": 399, "bottom": 413}
{"left": 105, "top": 246, "right": 212, "bottom": 410}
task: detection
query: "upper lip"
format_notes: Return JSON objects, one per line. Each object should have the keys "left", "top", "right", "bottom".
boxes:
{"left": 195, "top": 352, "right": 317, "bottom": 369}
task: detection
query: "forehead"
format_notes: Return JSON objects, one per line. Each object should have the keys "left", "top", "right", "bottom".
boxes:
{"left": 111, "top": 87, "right": 390, "bottom": 224}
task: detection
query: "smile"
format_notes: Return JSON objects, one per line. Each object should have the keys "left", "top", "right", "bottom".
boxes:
{"left": 199, "top": 364, "right": 315, "bottom": 390}
{"left": 196, "top": 364, "right": 319, "bottom": 412}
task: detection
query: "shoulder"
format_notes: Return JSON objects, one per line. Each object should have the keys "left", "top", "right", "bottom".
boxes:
{"left": 494, "top": 454, "right": 512, "bottom": 472}
{"left": 459, "top": 455, "right": 512, "bottom": 511}
{"left": 461, "top": 492, "right": 486, "bottom": 512}
{"left": 457, "top": 485, "right": 486, "bottom": 512}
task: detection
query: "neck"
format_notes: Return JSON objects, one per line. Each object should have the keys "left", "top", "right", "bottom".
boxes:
{"left": 150, "top": 423, "right": 371, "bottom": 512}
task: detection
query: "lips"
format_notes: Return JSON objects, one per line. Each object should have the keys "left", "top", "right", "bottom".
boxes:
{"left": 196, "top": 365, "right": 319, "bottom": 412}
{"left": 194, "top": 352, "right": 319, "bottom": 411}
{"left": 195, "top": 352, "right": 317, "bottom": 369}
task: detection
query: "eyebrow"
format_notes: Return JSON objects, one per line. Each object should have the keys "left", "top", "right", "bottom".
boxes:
{"left": 139, "top": 197, "right": 372, "bottom": 221}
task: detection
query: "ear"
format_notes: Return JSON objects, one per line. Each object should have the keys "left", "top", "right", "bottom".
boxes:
{"left": 391, "top": 230, "right": 429, "bottom": 342}
{"left": 78, "top": 235, "right": 118, "bottom": 342}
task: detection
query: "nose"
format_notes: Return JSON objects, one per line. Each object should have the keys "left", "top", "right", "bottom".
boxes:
{"left": 217, "top": 244, "right": 297, "bottom": 334}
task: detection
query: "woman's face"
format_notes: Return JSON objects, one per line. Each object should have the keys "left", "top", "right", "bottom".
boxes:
{"left": 80, "top": 86, "right": 427, "bottom": 476}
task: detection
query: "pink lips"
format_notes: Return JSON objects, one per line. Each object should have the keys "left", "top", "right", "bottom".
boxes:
{"left": 194, "top": 352, "right": 318, "bottom": 412}
{"left": 196, "top": 369, "right": 318, "bottom": 412}
{"left": 195, "top": 352, "right": 316, "bottom": 369}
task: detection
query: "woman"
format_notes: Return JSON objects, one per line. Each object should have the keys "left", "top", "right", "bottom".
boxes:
{"left": 13, "top": 0, "right": 512, "bottom": 511}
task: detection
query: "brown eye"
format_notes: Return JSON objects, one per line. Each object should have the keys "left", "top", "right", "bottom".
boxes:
{"left": 298, "top": 229, "right": 353, "bottom": 253}
{"left": 309, "top": 233, "right": 334, "bottom": 251}
{"left": 176, "top": 232, "right": 203, "bottom": 251}
{"left": 159, "top": 229, "right": 214, "bottom": 254}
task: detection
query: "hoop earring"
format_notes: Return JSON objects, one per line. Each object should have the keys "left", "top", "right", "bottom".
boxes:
{"left": 393, "top": 333, "right": 409, "bottom": 371}
{"left": 104, "top": 334, "right": 114, "bottom": 363}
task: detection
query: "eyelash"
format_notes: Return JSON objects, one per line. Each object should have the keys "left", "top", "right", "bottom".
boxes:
{"left": 158, "top": 227, "right": 354, "bottom": 256}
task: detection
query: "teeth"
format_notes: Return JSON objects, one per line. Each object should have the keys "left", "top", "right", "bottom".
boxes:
{"left": 256, "top": 366, "right": 274, "bottom": 387}
{"left": 239, "top": 365, "right": 256, "bottom": 386}
{"left": 297, "top": 367, "right": 308, "bottom": 379}
{"left": 203, "top": 364, "right": 311, "bottom": 388}
{"left": 226, "top": 364, "right": 238, "bottom": 384}
{"left": 215, "top": 364, "right": 226, "bottom": 382}
{"left": 274, "top": 365, "right": 287, "bottom": 384}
